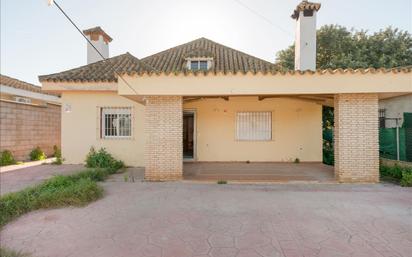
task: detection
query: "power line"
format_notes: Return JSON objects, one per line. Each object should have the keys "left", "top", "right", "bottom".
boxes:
{"left": 232, "top": 0, "right": 294, "bottom": 39}
{"left": 52, "top": 0, "right": 141, "bottom": 97}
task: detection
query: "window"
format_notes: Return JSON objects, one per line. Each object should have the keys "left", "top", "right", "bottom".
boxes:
{"left": 379, "top": 108, "right": 386, "bottom": 128}
{"left": 101, "top": 107, "right": 132, "bottom": 138}
{"left": 190, "top": 60, "right": 209, "bottom": 71}
{"left": 236, "top": 112, "right": 272, "bottom": 141}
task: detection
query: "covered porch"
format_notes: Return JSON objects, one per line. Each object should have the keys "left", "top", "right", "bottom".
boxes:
{"left": 116, "top": 70, "right": 411, "bottom": 183}
{"left": 183, "top": 162, "right": 335, "bottom": 183}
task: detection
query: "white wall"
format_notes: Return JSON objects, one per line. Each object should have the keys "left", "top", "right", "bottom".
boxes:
{"left": 295, "top": 11, "right": 317, "bottom": 71}
{"left": 379, "top": 94, "right": 412, "bottom": 128}
{"left": 86, "top": 35, "right": 109, "bottom": 64}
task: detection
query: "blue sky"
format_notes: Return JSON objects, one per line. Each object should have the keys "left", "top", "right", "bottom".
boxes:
{"left": 1, "top": 0, "right": 411, "bottom": 85}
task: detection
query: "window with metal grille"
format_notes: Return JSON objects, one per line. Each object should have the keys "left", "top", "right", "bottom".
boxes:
{"left": 379, "top": 108, "right": 386, "bottom": 128}
{"left": 236, "top": 112, "right": 272, "bottom": 141}
{"left": 101, "top": 107, "right": 132, "bottom": 138}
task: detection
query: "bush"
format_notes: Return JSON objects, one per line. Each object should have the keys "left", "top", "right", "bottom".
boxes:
{"left": 0, "top": 169, "right": 107, "bottom": 227}
{"left": 0, "top": 150, "right": 16, "bottom": 166}
{"left": 217, "top": 180, "right": 227, "bottom": 184}
{"left": 400, "top": 170, "right": 412, "bottom": 187}
{"left": 52, "top": 145, "right": 63, "bottom": 165}
{"left": 29, "top": 147, "right": 46, "bottom": 161}
{"left": 380, "top": 164, "right": 412, "bottom": 187}
{"left": 85, "top": 147, "right": 124, "bottom": 172}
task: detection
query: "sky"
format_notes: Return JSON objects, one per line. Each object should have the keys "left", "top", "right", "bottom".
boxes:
{"left": 1, "top": 0, "right": 411, "bottom": 85}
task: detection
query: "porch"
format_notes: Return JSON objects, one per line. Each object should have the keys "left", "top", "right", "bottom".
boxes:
{"left": 183, "top": 162, "right": 335, "bottom": 183}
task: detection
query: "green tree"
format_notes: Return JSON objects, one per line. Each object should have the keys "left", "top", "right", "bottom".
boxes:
{"left": 275, "top": 25, "right": 412, "bottom": 70}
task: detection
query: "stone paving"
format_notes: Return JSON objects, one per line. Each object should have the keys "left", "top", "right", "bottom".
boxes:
{"left": 1, "top": 175, "right": 411, "bottom": 257}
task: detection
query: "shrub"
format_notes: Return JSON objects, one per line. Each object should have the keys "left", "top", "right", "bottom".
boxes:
{"left": 217, "top": 180, "right": 227, "bottom": 184}
{"left": 85, "top": 147, "right": 124, "bottom": 172}
{"left": 400, "top": 170, "right": 412, "bottom": 187}
{"left": 0, "top": 169, "right": 106, "bottom": 227}
{"left": 294, "top": 158, "right": 300, "bottom": 163}
{"left": 52, "top": 145, "right": 63, "bottom": 165}
{"left": 380, "top": 164, "right": 412, "bottom": 187}
{"left": 29, "top": 147, "right": 46, "bottom": 161}
{"left": 0, "top": 150, "right": 16, "bottom": 166}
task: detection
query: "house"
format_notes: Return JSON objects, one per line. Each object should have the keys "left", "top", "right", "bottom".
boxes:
{"left": 0, "top": 74, "right": 61, "bottom": 161}
{"left": 379, "top": 94, "right": 412, "bottom": 128}
{"left": 39, "top": 1, "right": 412, "bottom": 183}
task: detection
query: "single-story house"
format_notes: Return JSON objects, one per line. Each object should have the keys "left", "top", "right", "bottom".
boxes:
{"left": 0, "top": 74, "right": 61, "bottom": 161}
{"left": 39, "top": 1, "right": 412, "bottom": 183}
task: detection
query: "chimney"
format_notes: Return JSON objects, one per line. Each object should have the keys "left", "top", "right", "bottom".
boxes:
{"left": 83, "top": 26, "right": 113, "bottom": 64}
{"left": 291, "top": 1, "right": 321, "bottom": 71}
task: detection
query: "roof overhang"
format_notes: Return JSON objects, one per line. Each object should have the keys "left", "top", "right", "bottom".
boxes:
{"left": 0, "top": 84, "right": 61, "bottom": 104}
{"left": 117, "top": 73, "right": 412, "bottom": 96}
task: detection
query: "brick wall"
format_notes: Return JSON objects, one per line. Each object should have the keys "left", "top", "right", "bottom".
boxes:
{"left": 334, "top": 94, "right": 379, "bottom": 183}
{"left": 0, "top": 101, "right": 61, "bottom": 161}
{"left": 144, "top": 96, "right": 183, "bottom": 181}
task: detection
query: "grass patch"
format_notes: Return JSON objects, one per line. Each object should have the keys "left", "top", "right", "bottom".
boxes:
{"left": 0, "top": 168, "right": 118, "bottom": 227}
{"left": 0, "top": 247, "right": 30, "bottom": 257}
{"left": 380, "top": 164, "right": 412, "bottom": 187}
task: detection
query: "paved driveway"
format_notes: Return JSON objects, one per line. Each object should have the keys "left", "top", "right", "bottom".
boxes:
{"left": 1, "top": 176, "right": 411, "bottom": 257}
{"left": 0, "top": 164, "right": 84, "bottom": 195}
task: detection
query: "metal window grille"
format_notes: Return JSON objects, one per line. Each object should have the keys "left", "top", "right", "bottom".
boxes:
{"left": 236, "top": 112, "right": 272, "bottom": 141}
{"left": 101, "top": 107, "right": 132, "bottom": 138}
{"left": 379, "top": 108, "right": 386, "bottom": 128}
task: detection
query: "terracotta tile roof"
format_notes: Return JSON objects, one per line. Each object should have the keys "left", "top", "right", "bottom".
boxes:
{"left": 39, "top": 53, "right": 155, "bottom": 83}
{"left": 291, "top": 1, "right": 321, "bottom": 19}
{"left": 38, "top": 37, "right": 412, "bottom": 83}
{"left": 0, "top": 74, "right": 59, "bottom": 96}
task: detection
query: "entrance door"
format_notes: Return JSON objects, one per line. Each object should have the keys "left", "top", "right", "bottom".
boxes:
{"left": 183, "top": 111, "right": 195, "bottom": 159}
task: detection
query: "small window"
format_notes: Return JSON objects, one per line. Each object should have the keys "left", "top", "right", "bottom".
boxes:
{"left": 236, "top": 112, "right": 272, "bottom": 141}
{"left": 379, "top": 108, "right": 386, "bottom": 128}
{"left": 101, "top": 107, "right": 132, "bottom": 138}
{"left": 190, "top": 60, "right": 209, "bottom": 71}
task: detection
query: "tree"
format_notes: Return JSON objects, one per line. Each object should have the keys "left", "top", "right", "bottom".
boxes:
{"left": 275, "top": 25, "right": 412, "bottom": 71}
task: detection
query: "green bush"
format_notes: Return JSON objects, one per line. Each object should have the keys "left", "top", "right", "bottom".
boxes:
{"left": 400, "top": 170, "right": 412, "bottom": 187}
{"left": 85, "top": 147, "right": 124, "bottom": 172}
{"left": 0, "top": 150, "right": 16, "bottom": 166}
{"left": 29, "top": 147, "right": 46, "bottom": 161}
{"left": 0, "top": 169, "right": 109, "bottom": 227}
{"left": 380, "top": 164, "right": 412, "bottom": 187}
{"left": 52, "top": 145, "right": 63, "bottom": 165}
{"left": 217, "top": 180, "right": 227, "bottom": 184}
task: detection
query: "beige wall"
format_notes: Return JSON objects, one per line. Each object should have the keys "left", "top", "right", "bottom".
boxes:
{"left": 61, "top": 92, "right": 144, "bottom": 166}
{"left": 183, "top": 97, "right": 322, "bottom": 162}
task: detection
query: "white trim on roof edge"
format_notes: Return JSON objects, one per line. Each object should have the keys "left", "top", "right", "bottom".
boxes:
{"left": 0, "top": 85, "right": 60, "bottom": 104}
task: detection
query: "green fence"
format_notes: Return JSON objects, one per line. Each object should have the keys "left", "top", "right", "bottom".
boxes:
{"left": 379, "top": 113, "right": 412, "bottom": 162}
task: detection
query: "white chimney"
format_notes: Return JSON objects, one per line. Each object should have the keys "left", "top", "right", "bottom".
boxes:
{"left": 291, "top": 1, "right": 321, "bottom": 71}
{"left": 83, "top": 26, "right": 112, "bottom": 64}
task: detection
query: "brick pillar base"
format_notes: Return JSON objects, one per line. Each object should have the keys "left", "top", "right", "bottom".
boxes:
{"left": 144, "top": 96, "right": 183, "bottom": 181}
{"left": 334, "top": 94, "right": 379, "bottom": 183}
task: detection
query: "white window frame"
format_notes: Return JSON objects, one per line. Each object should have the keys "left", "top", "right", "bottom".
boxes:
{"left": 186, "top": 57, "right": 213, "bottom": 71}
{"left": 236, "top": 111, "right": 272, "bottom": 141}
{"left": 100, "top": 107, "right": 132, "bottom": 139}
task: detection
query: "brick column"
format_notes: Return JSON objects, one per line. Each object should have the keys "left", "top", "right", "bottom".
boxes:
{"left": 334, "top": 94, "right": 379, "bottom": 183}
{"left": 144, "top": 96, "right": 183, "bottom": 181}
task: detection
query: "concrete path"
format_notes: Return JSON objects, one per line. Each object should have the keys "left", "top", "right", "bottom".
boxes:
{"left": 1, "top": 177, "right": 411, "bottom": 257}
{"left": 0, "top": 164, "right": 84, "bottom": 195}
